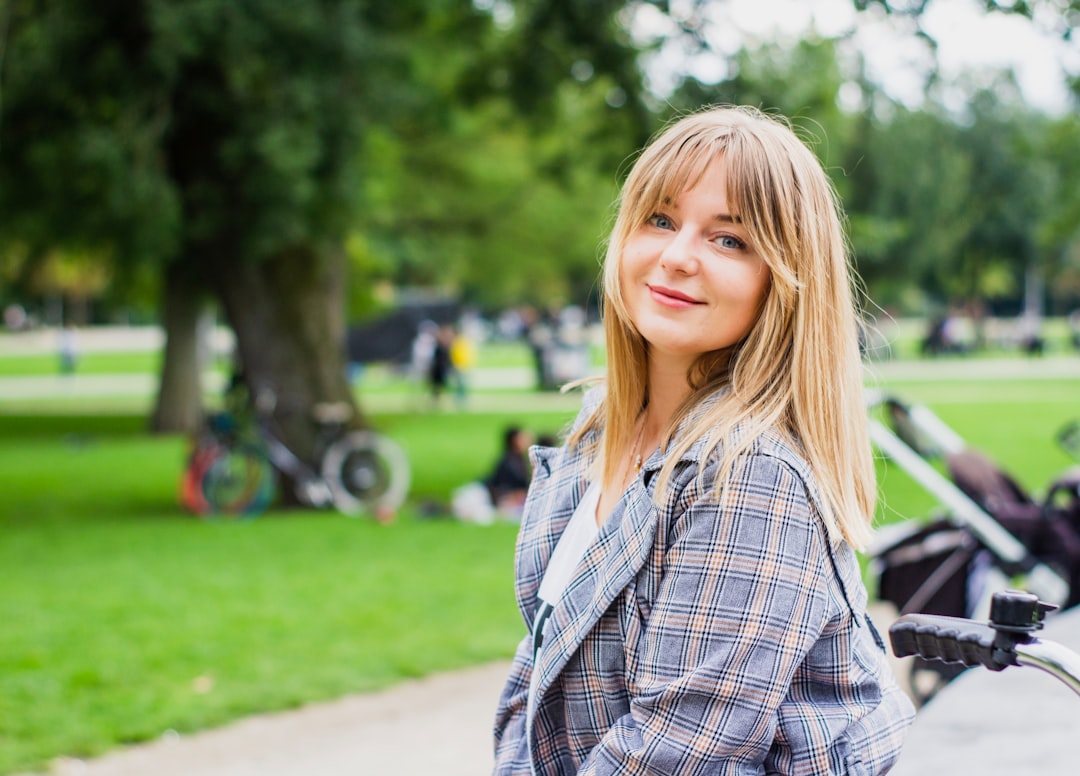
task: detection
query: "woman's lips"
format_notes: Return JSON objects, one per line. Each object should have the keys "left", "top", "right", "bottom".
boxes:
{"left": 648, "top": 284, "right": 702, "bottom": 308}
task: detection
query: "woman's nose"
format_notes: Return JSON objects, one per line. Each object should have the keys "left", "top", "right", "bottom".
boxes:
{"left": 659, "top": 230, "right": 700, "bottom": 274}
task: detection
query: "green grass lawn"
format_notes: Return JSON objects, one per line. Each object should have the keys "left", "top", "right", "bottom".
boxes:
{"left": 1, "top": 358, "right": 1078, "bottom": 774}
{"left": 0, "top": 351, "right": 162, "bottom": 377}
{"left": 0, "top": 406, "right": 580, "bottom": 775}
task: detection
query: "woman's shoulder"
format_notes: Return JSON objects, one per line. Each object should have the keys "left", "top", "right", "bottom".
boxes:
{"left": 580, "top": 382, "right": 606, "bottom": 413}
{"left": 678, "top": 408, "right": 823, "bottom": 507}
{"left": 677, "top": 394, "right": 806, "bottom": 469}
{"left": 527, "top": 383, "right": 603, "bottom": 476}
{"left": 745, "top": 425, "right": 814, "bottom": 479}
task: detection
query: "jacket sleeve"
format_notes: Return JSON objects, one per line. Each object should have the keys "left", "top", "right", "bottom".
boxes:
{"left": 579, "top": 452, "right": 836, "bottom": 776}
{"left": 492, "top": 633, "right": 535, "bottom": 773}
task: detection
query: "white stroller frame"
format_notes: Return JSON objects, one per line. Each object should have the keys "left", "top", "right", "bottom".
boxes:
{"left": 866, "top": 389, "right": 1070, "bottom": 610}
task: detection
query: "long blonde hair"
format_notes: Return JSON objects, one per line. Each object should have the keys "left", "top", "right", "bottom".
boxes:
{"left": 570, "top": 105, "right": 874, "bottom": 548}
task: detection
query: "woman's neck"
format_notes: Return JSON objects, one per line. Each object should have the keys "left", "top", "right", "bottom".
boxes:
{"left": 643, "top": 361, "right": 693, "bottom": 444}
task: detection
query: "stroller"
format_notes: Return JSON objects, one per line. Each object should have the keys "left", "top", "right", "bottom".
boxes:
{"left": 866, "top": 392, "right": 1080, "bottom": 704}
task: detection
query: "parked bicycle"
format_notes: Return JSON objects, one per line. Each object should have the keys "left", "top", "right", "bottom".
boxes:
{"left": 180, "top": 388, "right": 410, "bottom": 520}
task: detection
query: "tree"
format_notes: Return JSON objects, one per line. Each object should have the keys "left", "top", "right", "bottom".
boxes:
{"left": 1, "top": 2, "right": 470, "bottom": 463}
{"left": 953, "top": 90, "right": 1054, "bottom": 311}
{"left": 0, "top": 0, "right": 654, "bottom": 487}
{"left": 356, "top": 85, "right": 637, "bottom": 311}
{"left": 843, "top": 105, "right": 975, "bottom": 307}
{"left": 1039, "top": 114, "right": 1080, "bottom": 311}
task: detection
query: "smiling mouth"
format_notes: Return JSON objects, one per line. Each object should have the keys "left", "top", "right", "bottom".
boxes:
{"left": 648, "top": 285, "right": 702, "bottom": 307}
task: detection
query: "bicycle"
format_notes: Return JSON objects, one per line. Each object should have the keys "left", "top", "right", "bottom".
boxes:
{"left": 180, "top": 388, "right": 410, "bottom": 520}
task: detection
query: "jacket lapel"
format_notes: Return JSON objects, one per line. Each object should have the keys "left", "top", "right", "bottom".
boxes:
{"left": 530, "top": 474, "right": 659, "bottom": 703}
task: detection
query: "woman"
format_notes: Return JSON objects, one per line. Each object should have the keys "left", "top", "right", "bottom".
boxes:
{"left": 492, "top": 106, "right": 914, "bottom": 775}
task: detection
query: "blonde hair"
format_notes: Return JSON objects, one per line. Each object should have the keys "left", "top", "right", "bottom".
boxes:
{"left": 570, "top": 105, "right": 874, "bottom": 548}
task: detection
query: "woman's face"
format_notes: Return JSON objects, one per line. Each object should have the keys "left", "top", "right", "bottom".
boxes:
{"left": 620, "top": 156, "right": 771, "bottom": 372}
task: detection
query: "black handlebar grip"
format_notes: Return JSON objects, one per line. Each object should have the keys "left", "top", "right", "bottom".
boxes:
{"left": 888, "top": 614, "right": 1016, "bottom": 672}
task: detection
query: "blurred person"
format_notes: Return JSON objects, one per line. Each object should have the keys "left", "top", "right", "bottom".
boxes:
{"left": 3, "top": 303, "right": 27, "bottom": 331}
{"left": 492, "top": 106, "right": 914, "bottom": 775}
{"left": 485, "top": 426, "right": 534, "bottom": 519}
{"left": 58, "top": 323, "right": 79, "bottom": 375}
{"left": 1017, "top": 312, "right": 1044, "bottom": 356}
{"left": 410, "top": 320, "right": 439, "bottom": 391}
{"left": 450, "top": 325, "right": 476, "bottom": 407}
{"left": 522, "top": 306, "right": 555, "bottom": 390}
{"left": 427, "top": 324, "right": 455, "bottom": 407}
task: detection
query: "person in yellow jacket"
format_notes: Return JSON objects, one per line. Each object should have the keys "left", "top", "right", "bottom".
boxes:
{"left": 449, "top": 327, "right": 476, "bottom": 407}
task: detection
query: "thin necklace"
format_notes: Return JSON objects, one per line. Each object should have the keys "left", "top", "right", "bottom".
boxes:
{"left": 631, "top": 412, "right": 648, "bottom": 473}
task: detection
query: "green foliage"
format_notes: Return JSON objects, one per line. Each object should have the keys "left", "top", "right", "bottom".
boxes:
{"left": 657, "top": 21, "right": 1080, "bottom": 316}
{"left": 0, "top": 0, "right": 402, "bottom": 322}
{"left": 471, "top": 0, "right": 655, "bottom": 143}
{"left": 358, "top": 99, "right": 625, "bottom": 308}
{"left": 0, "top": 1, "right": 181, "bottom": 270}
{"left": 671, "top": 37, "right": 853, "bottom": 154}
{"left": 4, "top": 0, "right": 1079, "bottom": 323}
{"left": 843, "top": 106, "right": 976, "bottom": 306}
{"left": 347, "top": 0, "right": 651, "bottom": 311}
{"left": 150, "top": 1, "right": 384, "bottom": 261}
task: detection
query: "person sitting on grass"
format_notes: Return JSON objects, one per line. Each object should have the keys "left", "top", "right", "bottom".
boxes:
{"left": 485, "top": 426, "right": 535, "bottom": 520}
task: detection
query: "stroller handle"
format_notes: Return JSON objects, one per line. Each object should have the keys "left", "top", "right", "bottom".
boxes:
{"left": 889, "top": 591, "right": 1080, "bottom": 699}
{"left": 890, "top": 614, "right": 1006, "bottom": 671}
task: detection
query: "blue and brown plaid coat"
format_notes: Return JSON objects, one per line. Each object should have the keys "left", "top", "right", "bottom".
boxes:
{"left": 493, "top": 388, "right": 914, "bottom": 775}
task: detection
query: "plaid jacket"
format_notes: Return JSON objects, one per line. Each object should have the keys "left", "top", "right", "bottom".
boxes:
{"left": 493, "top": 388, "right": 914, "bottom": 775}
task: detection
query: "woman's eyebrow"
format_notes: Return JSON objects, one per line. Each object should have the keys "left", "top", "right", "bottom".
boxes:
{"left": 714, "top": 213, "right": 742, "bottom": 224}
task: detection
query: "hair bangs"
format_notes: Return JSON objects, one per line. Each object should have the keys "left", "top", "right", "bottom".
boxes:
{"left": 628, "top": 132, "right": 728, "bottom": 227}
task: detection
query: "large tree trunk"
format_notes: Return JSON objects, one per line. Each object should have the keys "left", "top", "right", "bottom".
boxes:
{"left": 149, "top": 263, "right": 207, "bottom": 434}
{"left": 215, "top": 246, "right": 359, "bottom": 490}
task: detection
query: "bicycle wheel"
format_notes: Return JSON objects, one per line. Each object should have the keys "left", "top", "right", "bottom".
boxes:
{"left": 199, "top": 442, "right": 276, "bottom": 518}
{"left": 180, "top": 437, "right": 220, "bottom": 515}
{"left": 321, "top": 431, "right": 410, "bottom": 517}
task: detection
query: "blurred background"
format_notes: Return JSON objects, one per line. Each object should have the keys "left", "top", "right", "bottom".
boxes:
{"left": 2, "top": 0, "right": 1080, "bottom": 773}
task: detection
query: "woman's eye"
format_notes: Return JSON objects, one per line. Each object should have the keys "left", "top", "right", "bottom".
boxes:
{"left": 716, "top": 234, "right": 746, "bottom": 250}
{"left": 648, "top": 214, "right": 673, "bottom": 230}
